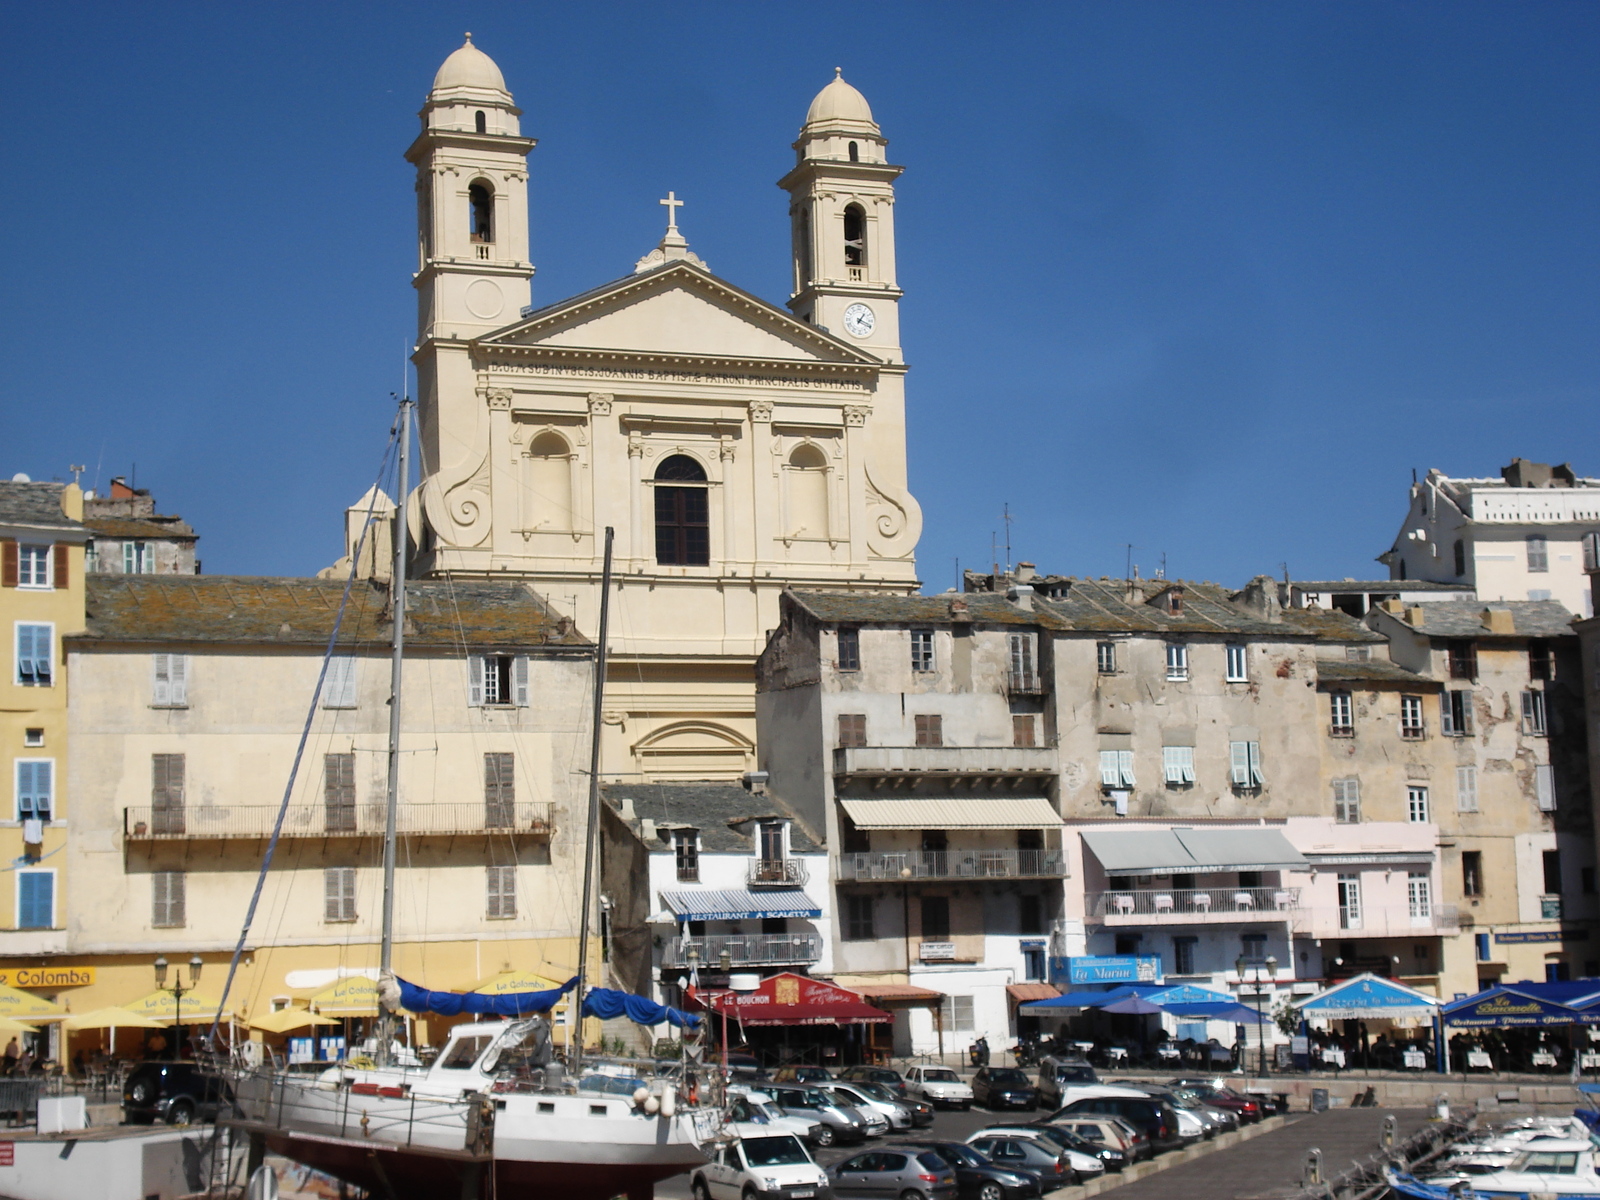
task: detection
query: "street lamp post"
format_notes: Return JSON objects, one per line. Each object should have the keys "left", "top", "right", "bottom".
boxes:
{"left": 153, "top": 954, "right": 204, "bottom": 1061}
{"left": 1236, "top": 954, "right": 1277, "bottom": 1078}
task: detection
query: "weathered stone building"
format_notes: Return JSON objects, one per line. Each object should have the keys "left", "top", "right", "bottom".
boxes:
{"left": 82, "top": 477, "right": 199, "bottom": 576}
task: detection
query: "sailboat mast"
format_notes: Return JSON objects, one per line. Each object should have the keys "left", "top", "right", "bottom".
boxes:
{"left": 378, "top": 398, "right": 411, "bottom": 1066}
{"left": 572, "top": 526, "right": 615, "bottom": 1080}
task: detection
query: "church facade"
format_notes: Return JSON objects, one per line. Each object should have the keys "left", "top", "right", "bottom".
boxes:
{"left": 406, "top": 39, "right": 923, "bottom": 780}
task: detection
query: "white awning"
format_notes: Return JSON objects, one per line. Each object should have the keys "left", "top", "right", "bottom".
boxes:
{"left": 1081, "top": 827, "right": 1307, "bottom": 875}
{"left": 840, "top": 797, "right": 1062, "bottom": 830}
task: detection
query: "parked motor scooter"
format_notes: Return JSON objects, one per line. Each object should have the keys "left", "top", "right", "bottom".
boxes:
{"left": 968, "top": 1036, "right": 990, "bottom": 1068}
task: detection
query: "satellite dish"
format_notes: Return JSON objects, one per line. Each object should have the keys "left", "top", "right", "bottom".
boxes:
{"left": 246, "top": 1165, "right": 279, "bottom": 1200}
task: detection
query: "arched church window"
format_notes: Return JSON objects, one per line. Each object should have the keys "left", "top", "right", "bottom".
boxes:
{"left": 793, "top": 208, "right": 811, "bottom": 294}
{"left": 475, "top": 110, "right": 487, "bottom": 134}
{"left": 525, "top": 431, "right": 572, "bottom": 530}
{"left": 654, "top": 455, "right": 709, "bottom": 567}
{"left": 470, "top": 182, "right": 494, "bottom": 243}
{"left": 843, "top": 204, "right": 866, "bottom": 269}
{"left": 848, "top": 141, "right": 859, "bottom": 162}
{"left": 787, "top": 444, "right": 830, "bottom": 538}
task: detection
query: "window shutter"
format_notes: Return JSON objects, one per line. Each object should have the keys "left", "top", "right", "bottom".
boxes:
{"left": 1457, "top": 765, "right": 1478, "bottom": 812}
{"left": 152, "top": 655, "right": 171, "bottom": 706}
{"left": 18, "top": 874, "right": 51, "bottom": 929}
{"left": 1163, "top": 747, "right": 1182, "bottom": 784}
{"left": 52, "top": 543, "right": 67, "bottom": 588}
{"left": 324, "top": 656, "right": 356, "bottom": 708}
{"left": 1181, "top": 747, "right": 1195, "bottom": 784}
{"left": 468, "top": 656, "right": 484, "bottom": 706}
{"left": 1099, "top": 751, "right": 1120, "bottom": 787}
{"left": 169, "top": 654, "right": 187, "bottom": 706}
{"left": 1118, "top": 750, "right": 1136, "bottom": 787}
{"left": 1, "top": 540, "right": 16, "bottom": 588}
{"left": 324, "top": 869, "right": 341, "bottom": 921}
{"left": 1248, "top": 742, "right": 1264, "bottom": 786}
{"left": 1230, "top": 741, "right": 1250, "bottom": 786}
{"left": 1536, "top": 764, "right": 1556, "bottom": 812}
{"left": 513, "top": 655, "right": 529, "bottom": 706}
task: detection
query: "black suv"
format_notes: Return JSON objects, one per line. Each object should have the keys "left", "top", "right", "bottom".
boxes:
{"left": 123, "top": 1061, "right": 234, "bottom": 1125}
{"left": 972, "top": 1067, "right": 1038, "bottom": 1111}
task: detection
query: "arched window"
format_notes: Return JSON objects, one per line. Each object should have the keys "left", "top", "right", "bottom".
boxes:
{"left": 787, "top": 444, "right": 829, "bottom": 537}
{"left": 474, "top": 110, "right": 487, "bottom": 134}
{"left": 793, "top": 208, "right": 811, "bottom": 294}
{"left": 848, "top": 141, "right": 859, "bottom": 162}
{"left": 525, "top": 431, "right": 572, "bottom": 530}
{"left": 654, "top": 455, "right": 709, "bottom": 566}
{"left": 469, "top": 182, "right": 494, "bottom": 243}
{"left": 843, "top": 204, "right": 866, "bottom": 269}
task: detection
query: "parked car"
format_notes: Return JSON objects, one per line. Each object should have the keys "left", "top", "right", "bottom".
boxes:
{"left": 773, "top": 1065, "right": 834, "bottom": 1085}
{"left": 839, "top": 1065, "right": 910, "bottom": 1098}
{"left": 977, "top": 1124, "right": 1108, "bottom": 1180}
{"left": 123, "top": 1060, "right": 233, "bottom": 1125}
{"left": 971, "top": 1067, "right": 1037, "bottom": 1111}
{"left": 1049, "top": 1087, "right": 1186, "bottom": 1154}
{"left": 1045, "top": 1113, "right": 1151, "bottom": 1162}
{"left": 965, "top": 1133, "right": 1079, "bottom": 1190}
{"left": 828, "top": 1081, "right": 916, "bottom": 1131}
{"left": 767, "top": 1084, "right": 876, "bottom": 1145}
{"left": 905, "top": 1065, "right": 974, "bottom": 1111}
{"left": 1167, "top": 1079, "right": 1263, "bottom": 1124}
{"left": 896, "top": 1139, "right": 1043, "bottom": 1200}
{"left": 1107, "top": 1084, "right": 1214, "bottom": 1140}
{"left": 982, "top": 1121, "right": 1127, "bottom": 1173}
{"left": 690, "top": 1127, "right": 831, "bottom": 1200}
{"left": 829, "top": 1147, "right": 960, "bottom": 1200}
{"left": 1034, "top": 1056, "right": 1098, "bottom": 1109}
{"left": 727, "top": 1087, "right": 827, "bottom": 1146}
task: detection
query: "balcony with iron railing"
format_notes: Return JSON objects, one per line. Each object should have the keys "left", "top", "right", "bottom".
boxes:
{"left": 746, "top": 859, "right": 810, "bottom": 888}
{"left": 833, "top": 745, "right": 1057, "bottom": 780}
{"left": 1291, "top": 903, "right": 1460, "bottom": 938}
{"left": 1089, "top": 886, "right": 1301, "bottom": 926}
{"left": 123, "top": 802, "right": 554, "bottom": 840}
{"left": 660, "top": 932, "right": 823, "bottom": 969}
{"left": 837, "top": 848, "right": 1067, "bottom": 883}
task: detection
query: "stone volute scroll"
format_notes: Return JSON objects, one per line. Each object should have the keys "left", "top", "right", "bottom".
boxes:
{"left": 864, "top": 463, "right": 922, "bottom": 560}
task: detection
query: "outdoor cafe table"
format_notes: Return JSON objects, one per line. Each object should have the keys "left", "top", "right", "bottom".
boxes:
{"left": 1403, "top": 1048, "right": 1426, "bottom": 1070}
{"left": 1320, "top": 1047, "right": 1346, "bottom": 1068}
{"left": 1467, "top": 1049, "right": 1493, "bottom": 1070}
{"left": 1533, "top": 1049, "right": 1558, "bottom": 1069}
{"left": 1106, "top": 1046, "right": 1128, "bottom": 1063}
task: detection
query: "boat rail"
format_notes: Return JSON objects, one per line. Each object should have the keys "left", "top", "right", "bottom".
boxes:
{"left": 237, "top": 1067, "right": 483, "bottom": 1152}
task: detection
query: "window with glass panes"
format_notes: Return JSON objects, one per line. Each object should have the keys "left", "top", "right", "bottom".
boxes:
{"left": 1330, "top": 691, "right": 1353, "bottom": 734}
{"left": 910, "top": 630, "right": 935, "bottom": 672}
{"left": 1407, "top": 786, "right": 1430, "bottom": 823}
{"left": 1332, "top": 778, "right": 1361, "bottom": 824}
{"left": 1096, "top": 641, "right": 1117, "bottom": 674}
{"left": 1400, "top": 694, "right": 1424, "bottom": 738}
{"left": 1165, "top": 643, "right": 1188, "bottom": 681}
{"left": 1441, "top": 690, "right": 1473, "bottom": 736}
{"left": 1173, "top": 936, "right": 1197, "bottom": 975}
{"left": 844, "top": 895, "right": 875, "bottom": 940}
{"left": 1008, "top": 632, "right": 1037, "bottom": 690}
{"left": 674, "top": 831, "right": 700, "bottom": 882}
{"left": 836, "top": 628, "right": 860, "bottom": 671}
{"left": 1521, "top": 690, "right": 1548, "bottom": 735}
{"left": 1225, "top": 644, "right": 1248, "bottom": 682}
{"left": 1407, "top": 872, "right": 1432, "bottom": 921}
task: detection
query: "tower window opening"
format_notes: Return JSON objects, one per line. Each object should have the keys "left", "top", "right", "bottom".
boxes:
{"left": 654, "top": 455, "right": 710, "bottom": 567}
{"left": 848, "top": 141, "right": 859, "bottom": 162}
{"left": 469, "top": 182, "right": 494, "bottom": 243}
{"left": 475, "top": 110, "right": 487, "bottom": 134}
{"left": 843, "top": 204, "right": 866, "bottom": 269}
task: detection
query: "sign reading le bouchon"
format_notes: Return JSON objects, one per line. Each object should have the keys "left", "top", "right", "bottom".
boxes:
{"left": 0, "top": 967, "right": 95, "bottom": 989}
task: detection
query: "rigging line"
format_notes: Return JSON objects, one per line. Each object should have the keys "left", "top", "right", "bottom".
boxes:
{"left": 207, "top": 413, "right": 402, "bottom": 1049}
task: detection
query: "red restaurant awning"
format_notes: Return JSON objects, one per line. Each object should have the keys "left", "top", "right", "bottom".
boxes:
{"left": 690, "top": 972, "right": 892, "bottom": 1026}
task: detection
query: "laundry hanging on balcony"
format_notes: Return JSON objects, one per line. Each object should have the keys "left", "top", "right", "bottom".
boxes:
{"left": 653, "top": 887, "right": 821, "bottom": 923}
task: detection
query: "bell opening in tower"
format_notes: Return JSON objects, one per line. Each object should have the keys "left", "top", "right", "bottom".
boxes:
{"left": 475, "top": 110, "right": 487, "bottom": 133}
{"left": 469, "top": 182, "right": 494, "bottom": 244}
{"left": 843, "top": 204, "right": 866, "bottom": 274}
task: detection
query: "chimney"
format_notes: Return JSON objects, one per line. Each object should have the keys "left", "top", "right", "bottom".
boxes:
{"left": 1235, "top": 576, "right": 1281, "bottom": 621}
{"left": 1015, "top": 561, "right": 1037, "bottom": 582}
{"left": 1405, "top": 606, "right": 1426, "bottom": 626}
{"left": 616, "top": 795, "right": 636, "bottom": 821}
{"left": 1380, "top": 598, "right": 1404, "bottom": 615}
{"left": 639, "top": 818, "right": 657, "bottom": 842}
{"left": 1481, "top": 607, "right": 1516, "bottom": 635}
{"left": 948, "top": 595, "right": 971, "bottom": 621}
{"left": 742, "top": 771, "right": 769, "bottom": 795}
{"left": 1006, "top": 584, "right": 1035, "bottom": 612}
{"left": 110, "top": 476, "right": 136, "bottom": 499}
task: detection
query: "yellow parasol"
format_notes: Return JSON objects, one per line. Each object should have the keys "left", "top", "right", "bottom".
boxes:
{"left": 306, "top": 976, "right": 386, "bottom": 1017}
{"left": 121, "top": 990, "right": 234, "bottom": 1023}
{"left": 0, "top": 1015, "right": 39, "bottom": 1034}
{"left": 0, "top": 983, "right": 66, "bottom": 1022}
{"left": 250, "top": 1008, "right": 339, "bottom": 1034}
{"left": 62, "top": 1007, "right": 164, "bottom": 1031}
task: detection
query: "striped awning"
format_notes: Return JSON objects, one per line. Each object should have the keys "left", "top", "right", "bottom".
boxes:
{"left": 839, "top": 797, "right": 1061, "bottom": 830}
{"left": 658, "top": 888, "right": 821, "bottom": 922}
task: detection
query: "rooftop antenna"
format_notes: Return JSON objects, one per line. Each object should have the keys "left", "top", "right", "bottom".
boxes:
{"left": 68, "top": 464, "right": 85, "bottom": 486}
{"left": 991, "top": 532, "right": 999, "bottom": 585}
{"left": 1281, "top": 562, "right": 1290, "bottom": 586}
{"left": 1002, "top": 503, "right": 1014, "bottom": 575}
{"left": 955, "top": 557, "right": 961, "bottom": 593}
{"left": 1156, "top": 551, "right": 1167, "bottom": 581}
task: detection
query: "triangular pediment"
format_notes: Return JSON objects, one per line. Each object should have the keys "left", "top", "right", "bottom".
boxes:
{"left": 478, "top": 262, "right": 879, "bottom": 368}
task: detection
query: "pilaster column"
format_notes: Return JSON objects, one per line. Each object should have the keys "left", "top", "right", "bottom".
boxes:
{"left": 747, "top": 401, "right": 774, "bottom": 570}
{"left": 843, "top": 405, "right": 871, "bottom": 569}
{"left": 627, "top": 433, "right": 645, "bottom": 566}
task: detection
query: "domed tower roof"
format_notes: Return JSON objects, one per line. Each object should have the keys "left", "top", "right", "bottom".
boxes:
{"left": 432, "top": 33, "right": 508, "bottom": 95}
{"left": 804, "top": 68, "right": 878, "bottom": 131}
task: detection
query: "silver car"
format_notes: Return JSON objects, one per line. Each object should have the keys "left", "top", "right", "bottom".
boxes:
{"left": 767, "top": 1084, "right": 876, "bottom": 1146}
{"left": 829, "top": 1147, "right": 960, "bottom": 1199}
{"left": 828, "top": 1081, "right": 914, "bottom": 1132}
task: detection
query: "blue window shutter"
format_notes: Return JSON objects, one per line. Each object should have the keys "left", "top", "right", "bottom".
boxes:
{"left": 18, "top": 874, "right": 52, "bottom": 929}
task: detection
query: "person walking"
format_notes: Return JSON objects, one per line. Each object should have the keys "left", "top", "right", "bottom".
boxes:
{"left": 2, "top": 1037, "right": 18, "bottom": 1075}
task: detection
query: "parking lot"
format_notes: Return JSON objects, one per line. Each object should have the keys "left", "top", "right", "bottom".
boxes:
{"left": 653, "top": 1101, "right": 1079, "bottom": 1198}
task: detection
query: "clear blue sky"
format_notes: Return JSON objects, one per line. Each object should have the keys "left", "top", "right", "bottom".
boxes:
{"left": 3, "top": 2, "right": 1596, "bottom": 589}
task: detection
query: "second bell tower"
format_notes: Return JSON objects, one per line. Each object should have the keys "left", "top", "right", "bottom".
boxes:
{"left": 779, "top": 70, "right": 905, "bottom": 363}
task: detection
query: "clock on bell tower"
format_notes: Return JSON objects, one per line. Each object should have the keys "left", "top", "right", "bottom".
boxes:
{"left": 778, "top": 69, "right": 904, "bottom": 362}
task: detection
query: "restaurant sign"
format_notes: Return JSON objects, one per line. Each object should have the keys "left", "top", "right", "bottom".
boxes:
{"left": 0, "top": 967, "right": 95, "bottom": 989}
{"left": 1065, "top": 956, "right": 1163, "bottom": 985}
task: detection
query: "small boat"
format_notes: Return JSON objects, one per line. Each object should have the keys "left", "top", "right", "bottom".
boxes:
{"left": 1389, "top": 1139, "right": 1600, "bottom": 1199}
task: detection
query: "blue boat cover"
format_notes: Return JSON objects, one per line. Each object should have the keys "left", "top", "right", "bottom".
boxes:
{"left": 582, "top": 986, "right": 700, "bottom": 1030}
{"left": 397, "top": 974, "right": 578, "bottom": 1017}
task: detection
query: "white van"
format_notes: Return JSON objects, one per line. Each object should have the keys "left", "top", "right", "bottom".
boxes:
{"left": 690, "top": 1126, "right": 831, "bottom": 1200}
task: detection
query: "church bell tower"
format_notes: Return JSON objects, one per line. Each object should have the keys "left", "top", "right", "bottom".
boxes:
{"left": 406, "top": 35, "right": 536, "bottom": 342}
{"left": 779, "top": 69, "right": 904, "bottom": 363}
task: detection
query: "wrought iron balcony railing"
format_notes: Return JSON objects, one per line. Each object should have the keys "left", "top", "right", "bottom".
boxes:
{"left": 746, "top": 859, "right": 809, "bottom": 888}
{"left": 660, "top": 933, "right": 823, "bottom": 969}
{"left": 1089, "top": 887, "right": 1300, "bottom": 922}
{"left": 836, "top": 848, "right": 1066, "bottom": 883}
{"left": 123, "top": 802, "right": 554, "bottom": 840}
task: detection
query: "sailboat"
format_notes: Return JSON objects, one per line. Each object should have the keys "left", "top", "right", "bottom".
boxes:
{"left": 222, "top": 400, "right": 724, "bottom": 1200}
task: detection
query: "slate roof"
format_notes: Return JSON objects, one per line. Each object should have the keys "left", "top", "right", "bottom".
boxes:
{"left": 70, "top": 576, "right": 587, "bottom": 650}
{"left": 788, "top": 579, "right": 1382, "bottom": 642}
{"left": 1315, "top": 658, "right": 1437, "bottom": 686}
{"left": 85, "top": 517, "right": 197, "bottom": 541}
{"left": 1382, "top": 600, "right": 1577, "bottom": 640}
{"left": 602, "top": 782, "right": 822, "bottom": 854}
{"left": 1292, "top": 580, "right": 1466, "bottom": 594}
{"left": 0, "top": 481, "right": 87, "bottom": 536}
